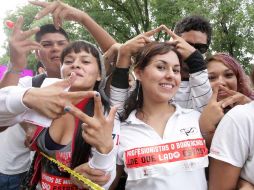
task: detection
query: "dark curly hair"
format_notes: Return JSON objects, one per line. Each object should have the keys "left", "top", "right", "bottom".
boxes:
{"left": 174, "top": 15, "right": 212, "bottom": 46}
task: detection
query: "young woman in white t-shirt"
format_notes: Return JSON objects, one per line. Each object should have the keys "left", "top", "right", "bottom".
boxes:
{"left": 109, "top": 41, "right": 208, "bottom": 190}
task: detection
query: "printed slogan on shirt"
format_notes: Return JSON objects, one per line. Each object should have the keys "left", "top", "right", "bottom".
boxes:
{"left": 125, "top": 138, "right": 208, "bottom": 168}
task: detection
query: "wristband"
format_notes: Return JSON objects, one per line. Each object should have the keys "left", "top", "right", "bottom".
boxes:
{"left": 6, "top": 63, "right": 23, "bottom": 75}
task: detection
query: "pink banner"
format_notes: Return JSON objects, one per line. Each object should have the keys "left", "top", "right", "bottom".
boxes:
{"left": 0, "top": 65, "right": 33, "bottom": 79}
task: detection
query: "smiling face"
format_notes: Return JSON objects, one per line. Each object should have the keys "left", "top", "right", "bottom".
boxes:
{"left": 135, "top": 51, "right": 181, "bottom": 104}
{"left": 207, "top": 60, "right": 238, "bottom": 100}
{"left": 61, "top": 50, "right": 101, "bottom": 91}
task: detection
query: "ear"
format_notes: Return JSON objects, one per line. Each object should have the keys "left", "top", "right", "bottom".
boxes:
{"left": 134, "top": 68, "right": 142, "bottom": 81}
{"left": 96, "top": 73, "right": 102, "bottom": 82}
{"left": 35, "top": 50, "right": 40, "bottom": 60}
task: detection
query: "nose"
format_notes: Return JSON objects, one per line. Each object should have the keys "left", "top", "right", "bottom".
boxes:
{"left": 51, "top": 43, "right": 62, "bottom": 52}
{"left": 71, "top": 60, "right": 81, "bottom": 69}
{"left": 216, "top": 75, "right": 226, "bottom": 86}
{"left": 165, "top": 68, "right": 175, "bottom": 79}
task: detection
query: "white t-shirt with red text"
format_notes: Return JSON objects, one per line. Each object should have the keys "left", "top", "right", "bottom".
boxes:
{"left": 117, "top": 104, "right": 208, "bottom": 190}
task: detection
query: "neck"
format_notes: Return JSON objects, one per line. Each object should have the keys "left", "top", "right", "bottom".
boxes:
{"left": 47, "top": 71, "right": 61, "bottom": 78}
{"left": 138, "top": 96, "right": 174, "bottom": 120}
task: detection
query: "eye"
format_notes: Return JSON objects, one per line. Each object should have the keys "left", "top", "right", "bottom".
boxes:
{"left": 82, "top": 60, "right": 91, "bottom": 64}
{"left": 208, "top": 75, "right": 216, "bottom": 81}
{"left": 63, "top": 60, "right": 73, "bottom": 65}
{"left": 173, "top": 68, "right": 180, "bottom": 73}
{"left": 57, "top": 41, "right": 68, "bottom": 46}
{"left": 225, "top": 72, "right": 235, "bottom": 78}
{"left": 157, "top": 65, "right": 166, "bottom": 70}
{"left": 41, "top": 43, "right": 53, "bottom": 48}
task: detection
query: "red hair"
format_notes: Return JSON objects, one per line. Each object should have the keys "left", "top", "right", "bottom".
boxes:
{"left": 206, "top": 53, "right": 254, "bottom": 99}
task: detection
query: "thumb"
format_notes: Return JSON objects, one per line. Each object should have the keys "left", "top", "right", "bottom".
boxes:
{"left": 54, "top": 72, "right": 77, "bottom": 89}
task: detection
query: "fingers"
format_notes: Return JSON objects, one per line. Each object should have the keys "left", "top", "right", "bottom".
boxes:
{"left": 67, "top": 91, "right": 96, "bottom": 104}
{"left": 53, "top": 6, "right": 64, "bottom": 29}
{"left": 33, "top": 1, "right": 56, "bottom": 20}
{"left": 66, "top": 104, "right": 92, "bottom": 124}
{"left": 75, "top": 164, "right": 106, "bottom": 176}
{"left": 12, "top": 16, "right": 24, "bottom": 34}
{"left": 107, "top": 106, "right": 117, "bottom": 123}
{"left": 29, "top": 0, "right": 48, "bottom": 8}
{"left": 53, "top": 72, "right": 77, "bottom": 89}
{"left": 221, "top": 93, "right": 251, "bottom": 108}
{"left": 219, "top": 85, "right": 236, "bottom": 96}
{"left": 211, "top": 85, "right": 220, "bottom": 102}
{"left": 220, "top": 96, "right": 236, "bottom": 109}
{"left": 93, "top": 92, "right": 104, "bottom": 118}
{"left": 22, "top": 27, "right": 40, "bottom": 40}
{"left": 161, "top": 25, "right": 178, "bottom": 39}
{"left": 143, "top": 26, "right": 162, "bottom": 37}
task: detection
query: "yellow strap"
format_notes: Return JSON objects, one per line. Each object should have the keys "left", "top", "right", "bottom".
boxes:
{"left": 40, "top": 152, "right": 104, "bottom": 190}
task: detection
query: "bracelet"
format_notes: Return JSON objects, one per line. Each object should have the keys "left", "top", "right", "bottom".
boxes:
{"left": 6, "top": 63, "right": 23, "bottom": 75}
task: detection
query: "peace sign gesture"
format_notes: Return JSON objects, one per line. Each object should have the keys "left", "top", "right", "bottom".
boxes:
{"left": 161, "top": 25, "right": 196, "bottom": 60}
{"left": 66, "top": 92, "right": 117, "bottom": 154}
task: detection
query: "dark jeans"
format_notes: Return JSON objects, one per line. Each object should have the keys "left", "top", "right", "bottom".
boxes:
{"left": 0, "top": 172, "right": 27, "bottom": 190}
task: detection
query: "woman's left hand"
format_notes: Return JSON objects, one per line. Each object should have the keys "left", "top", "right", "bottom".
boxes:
{"left": 66, "top": 92, "right": 117, "bottom": 154}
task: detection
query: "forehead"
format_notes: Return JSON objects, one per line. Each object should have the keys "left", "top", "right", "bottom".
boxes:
{"left": 180, "top": 30, "right": 207, "bottom": 44}
{"left": 150, "top": 51, "right": 180, "bottom": 65}
{"left": 65, "top": 50, "right": 96, "bottom": 58}
{"left": 207, "top": 60, "right": 231, "bottom": 72}
{"left": 40, "top": 33, "right": 68, "bottom": 42}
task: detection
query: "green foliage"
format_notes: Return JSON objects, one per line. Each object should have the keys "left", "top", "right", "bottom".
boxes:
{"left": 1, "top": 0, "right": 254, "bottom": 74}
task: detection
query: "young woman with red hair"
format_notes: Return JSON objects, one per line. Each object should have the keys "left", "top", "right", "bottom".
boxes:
{"left": 200, "top": 53, "right": 254, "bottom": 146}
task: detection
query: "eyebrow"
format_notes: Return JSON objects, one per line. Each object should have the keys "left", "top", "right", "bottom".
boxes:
{"left": 155, "top": 59, "right": 180, "bottom": 67}
{"left": 40, "top": 40, "right": 68, "bottom": 43}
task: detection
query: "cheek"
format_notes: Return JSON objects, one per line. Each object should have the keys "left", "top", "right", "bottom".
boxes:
{"left": 60, "top": 66, "right": 68, "bottom": 78}
{"left": 231, "top": 78, "right": 238, "bottom": 91}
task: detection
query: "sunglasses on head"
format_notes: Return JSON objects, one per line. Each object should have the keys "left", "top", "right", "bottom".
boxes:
{"left": 187, "top": 42, "right": 208, "bottom": 54}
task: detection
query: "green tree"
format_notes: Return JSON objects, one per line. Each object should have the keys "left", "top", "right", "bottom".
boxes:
{"left": 1, "top": 0, "right": 254, "bottom": 74}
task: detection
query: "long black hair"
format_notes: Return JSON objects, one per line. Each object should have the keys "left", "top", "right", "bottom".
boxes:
{"left": 60, "top": 41, "right": 109, "bottom": 169}
{"left": 120, "top": 42, "right": 182, "bottom": 122}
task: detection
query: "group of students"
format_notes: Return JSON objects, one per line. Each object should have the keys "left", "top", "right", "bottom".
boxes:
{"left": 0, "top": 1, "right": 253, "bottom": 190}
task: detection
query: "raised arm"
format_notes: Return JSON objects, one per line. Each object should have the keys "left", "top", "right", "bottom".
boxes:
{"left": 0, "top": 16, "right": 41, "bottom": 88}
{"left": 30, "top": 0, "right": 116, "bottom": 53}
{"left": 0, "top": 74, "right": 95, "bottom": 127}
{"left": 163, "top": 26, "right": 212, "bottom": 111}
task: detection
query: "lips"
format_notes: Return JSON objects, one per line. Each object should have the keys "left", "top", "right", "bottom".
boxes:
{"left": 218, "top": 90, "right": 229, "bottom": 99}
{"left": 68, "top": 71, "right": 84, "bottom": 77}
{"left": 159, "top": 83, "right": 174, "bottom": 89}
{"left": 51, "top": 56, "right": 60, "bottom": 61}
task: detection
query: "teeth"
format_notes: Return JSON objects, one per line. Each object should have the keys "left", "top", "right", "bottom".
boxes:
{"left": 160, "top": 83, "right": 173, "bottom": 88}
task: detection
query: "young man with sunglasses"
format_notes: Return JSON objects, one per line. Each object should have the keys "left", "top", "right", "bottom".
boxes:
{"left": 173, "top": 15, "right": 213, "bottom": 111}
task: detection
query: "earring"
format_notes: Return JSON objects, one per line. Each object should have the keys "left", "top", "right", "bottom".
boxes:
{"left": 136, "top": 81, "right": 140, "bottom": 101}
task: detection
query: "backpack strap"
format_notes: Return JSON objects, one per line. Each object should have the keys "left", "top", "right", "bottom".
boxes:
{"left": 32, "top": 73, "right": 47, "bottom": 87}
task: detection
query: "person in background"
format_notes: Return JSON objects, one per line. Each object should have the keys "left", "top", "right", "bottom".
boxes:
{"left": 208, "top": 66, "right": 254, "bottom": 189}
{"left": 172, "top": 15, "right": 213, "bottom": 111}
{"left": 199, "top": 53, "right": 254, "bottom": 146}
{"left": 36, "top": 61, "right": 46, "bottom": 75}
{"left": 0, "top": 1, "right": 117, "bottom": 189}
